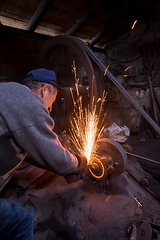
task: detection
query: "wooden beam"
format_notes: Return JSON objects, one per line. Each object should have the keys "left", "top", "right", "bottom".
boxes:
{"left": 88, "top": 27, "right": 109, "bottom": 47}
{"left": 26, "top": 0, "right": 55, "bottom": 32}
{"left": 66, "top": 10, "right": 91, "bottom": 35}
{"left": 66, "top": 0, "right": 105, "bottom": 36}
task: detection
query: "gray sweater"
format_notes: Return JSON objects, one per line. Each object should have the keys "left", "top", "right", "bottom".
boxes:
{"left": 0, "top": 82, "right": 78, "bottom": 176}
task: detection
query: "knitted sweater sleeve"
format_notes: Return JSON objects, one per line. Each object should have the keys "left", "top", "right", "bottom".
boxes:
{"left": 1, "top": 83, "right": 78, "bottom": 175}
{"left": 13, "top": 117, "right": 79, "bottom": 175}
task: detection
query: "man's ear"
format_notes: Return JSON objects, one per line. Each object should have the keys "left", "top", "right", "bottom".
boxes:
{"left": 41, "top": 84, "right": 49, "bottom": 98}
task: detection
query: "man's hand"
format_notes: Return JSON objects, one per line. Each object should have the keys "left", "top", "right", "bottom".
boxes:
{"left": 64, "top": 155, "right": 87, "bottom": 184}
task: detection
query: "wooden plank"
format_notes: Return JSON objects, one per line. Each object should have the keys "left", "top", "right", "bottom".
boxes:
{"left": 88, "top": 16, "right": 106, "bottom": 29}
{"left": 63, "top": 0, "right": 86, "bottom": 9}
{"left": 1, "top": 1, "right": 32, "bottom": 19}
{"left": 79, "top": 22, "right": 100, "bottom": 34}
{"left": 44, "top": 9, "right": 78, "bottom": 27}
{"left": 0, "top": 13, "right": 28, "bottom": 24}
{"left": 66, "top": 10, "right": 91, "bottom": 35}
{"left": 26, "top": 0, "right": 56, "bottom": 31}
{"left": 36, "top": 23, "right": 67, "bottom": 36}
{"left": 53, "top": 0, "right": 84, "bottom": 17}
{"left": 1, "top": 0, "right": 41, "bottom": 9}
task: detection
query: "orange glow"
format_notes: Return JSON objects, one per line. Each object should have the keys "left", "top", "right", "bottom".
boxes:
{"left": 69, "top": 87, "right": 107, "bottom": 163}
{"left": 124, "top": 66, "right": 132, "bottom": 72}
{"left": 131, "top": 20, "right": 137, "bottom": 29}
{"left": 88, "top": 154, "right": 105, "bottom": 179}
{"left": 69, "top": 62, "right": 107, "bottom": 164}
{"left": 104, "top": 65, "right": 110, "bottom": 76}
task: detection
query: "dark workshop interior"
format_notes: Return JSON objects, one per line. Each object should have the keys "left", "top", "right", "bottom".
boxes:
{"left": 1, "top": 0, "right": 160, "bottom": 239}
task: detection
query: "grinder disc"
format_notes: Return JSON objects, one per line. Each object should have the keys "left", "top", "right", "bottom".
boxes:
{"left": 96, "top": 138, "right": 127, "bottom": 176}
{"left": 137, "top": 221, "right": 152, "bottom": 240}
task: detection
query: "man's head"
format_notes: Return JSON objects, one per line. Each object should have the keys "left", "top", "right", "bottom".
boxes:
{"left": 22, "top": 68, "right": 67, "bottom": 111}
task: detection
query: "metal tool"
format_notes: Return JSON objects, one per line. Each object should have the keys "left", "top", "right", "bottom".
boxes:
{"left": 129, "top": 220, "right": 160, "bottom": 240}
{"left": 126, "top": 152, "right": 160, "bottom": 166}
{"left": 137, "top": 221, "right": 152, "bottom": 240}
{"left": 88, "top": 138, "right": 127, "bottom": 180}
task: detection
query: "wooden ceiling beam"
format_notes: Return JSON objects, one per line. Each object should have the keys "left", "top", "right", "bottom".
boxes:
{"left": 66, "top": 0, "right": 105, "bottom": 36}
{"left": 26, "top": 0, "right": 55, "bottom": 32}
{"left": 88, "top": 26, "right": 109, "bottom": 47}
{"left": 66, "top": 10, "right": 91, "bottom": 35}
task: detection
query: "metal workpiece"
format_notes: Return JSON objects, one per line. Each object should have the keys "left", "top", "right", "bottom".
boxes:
{"left": 137, "top": 221, "right": 152, "bottom": 240}
{"left": 97, "top": 138, "right": 127, "bottom": 176}
{"left": 88, "top": 138, "right": 127, "bottom": 180}
{"left": 129, "top": 220, "right": 160, "bottom": 240}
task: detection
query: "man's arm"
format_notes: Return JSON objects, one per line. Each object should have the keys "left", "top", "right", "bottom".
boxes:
{"left": 2, "top": 83, "right": 86, "bottom": 176}
{"left": 12, "top": 117, "right": 80, "bottom": 175}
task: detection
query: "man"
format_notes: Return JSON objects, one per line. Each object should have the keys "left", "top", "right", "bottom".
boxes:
{"left": 0, "top": 68, "right": 87, "bottom": 239}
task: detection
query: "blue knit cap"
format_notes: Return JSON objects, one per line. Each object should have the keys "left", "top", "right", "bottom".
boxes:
{"left": 24, "top": 68, "right": 67, "bottom": 100}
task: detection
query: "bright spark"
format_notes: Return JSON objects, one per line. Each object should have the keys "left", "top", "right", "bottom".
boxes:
{"left": 69, "top": 61, "right": 107, "bottom": 164}
{"left": 112, "top": 175, "right": 143, "bottom": 207}
{"left": 124, "top": 66, "right": 132, "bottom": 72}
{"left": 131, "top": 20, "right": 137, "bottom": 30}
{"left": 104, "top": 65, "right": 110, "bottom": 76}
{"left": 69, "top": 88, "right": 107, "bottom": 163}
{"left": 69, "top": 61, "right": 143, "bottom": 207}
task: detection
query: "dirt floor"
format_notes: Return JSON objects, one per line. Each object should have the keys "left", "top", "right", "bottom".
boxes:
{"left": 1, "top": 131, "right": 160, "bottom": 240}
